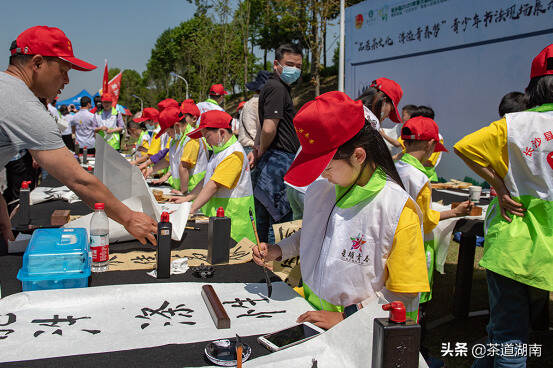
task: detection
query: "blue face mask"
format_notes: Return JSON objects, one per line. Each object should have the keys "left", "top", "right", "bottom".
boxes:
{"left": 146, "top": 123, "right": 155, "bottom": 131}
{"left": 174, "top": 132, "right": 182, "bottom": 141}
{"left": 278, "top": 63, "right": 301, "bottom": 84}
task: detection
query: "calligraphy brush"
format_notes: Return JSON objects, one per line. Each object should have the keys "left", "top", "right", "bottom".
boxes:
{"left": 235, "top": 333, "right": 243, "bottom": 368}
{"left": 249, "top": 207, "right": 272, "bottom": 298}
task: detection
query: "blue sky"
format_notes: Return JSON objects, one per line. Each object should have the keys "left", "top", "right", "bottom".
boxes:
{"left": 1, "top": 1, "right": 340, "bottom": 101}
{"left": 0, "top": 0, "right": 197, "bottom": 99}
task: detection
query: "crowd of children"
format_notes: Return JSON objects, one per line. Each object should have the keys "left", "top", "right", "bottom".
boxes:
{"left": 124, "top": 44, "right": 553, "bottom": 368}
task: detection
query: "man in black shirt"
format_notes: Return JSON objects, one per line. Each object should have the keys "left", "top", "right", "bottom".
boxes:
{"left": 250, "top": 44, "right": 302, "bottom": 243}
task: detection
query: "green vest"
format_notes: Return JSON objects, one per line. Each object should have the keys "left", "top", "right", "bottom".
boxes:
{"left": 97, "top": 107, "right": 121, "bottom": 150}
{"left": 201, "top": 136, "right": 256, "bottom": 244}
{"left": 480, "top": 104, "right": 553, "bottom": 291}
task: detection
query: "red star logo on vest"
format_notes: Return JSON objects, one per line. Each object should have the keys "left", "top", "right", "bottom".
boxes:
{"left": 350, "top": 234, "right": 366, "bottom": 251}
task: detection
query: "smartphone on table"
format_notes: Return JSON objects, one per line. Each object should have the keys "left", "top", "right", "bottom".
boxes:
{"left": 257, "top": 322, "right": 324, "bottom": 352}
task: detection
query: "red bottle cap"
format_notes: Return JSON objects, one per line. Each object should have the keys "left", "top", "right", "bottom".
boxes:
{"left": 161, "top": 211, "right": 170, "bottom": 222}
{"left": 382, "top": 301, "right": 406, "bottom": 323}
{"left": 20, "top": 181, "right": 31, "bottom": 189}
{"left": 94, "top": 203, "right": 105, "bottom": 210}
{"left": 87, "top": 166, "right": 93, "bottom": 171}
{"left": 84, "top": 146, "right": 87, "bottom": 149}
{"left": 216, "top": 207, "right": 225, "bottom": 217}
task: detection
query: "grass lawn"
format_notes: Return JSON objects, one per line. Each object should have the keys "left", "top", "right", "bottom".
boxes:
{"left": 424, "top": 241, "right": 553, "bottom": 367}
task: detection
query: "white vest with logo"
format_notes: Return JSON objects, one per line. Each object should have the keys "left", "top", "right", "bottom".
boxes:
{"left": 169, "top": 136, "right": 208, "bottom": 180}
{"left": 299, "top": 178, "right": 414, "bottom": 307}
{"left": 503, "top": 111, "right": 553, "bottom": 200}
{"left": 204, "top": 140, "right": 252, "bottom": 199}
{"left": 482, "top": 110, "right": 553, "bottom": 291}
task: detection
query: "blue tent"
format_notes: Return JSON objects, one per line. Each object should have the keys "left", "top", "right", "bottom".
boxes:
{"left": 56, "top": 89, "right": 94, "bottom": 109}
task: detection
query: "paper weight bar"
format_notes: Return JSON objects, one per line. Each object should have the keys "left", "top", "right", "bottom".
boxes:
{"left": 201, "top": 284, "right": 230, "bottom": 329}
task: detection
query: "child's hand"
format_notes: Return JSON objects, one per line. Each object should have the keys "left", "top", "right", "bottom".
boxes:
{"left": 453, "top": 200, "right": 473, "bottom": 217}
{"left": 494, "top": 183, "right": 525, "bottom": 222}
{"left": 170, "top": 189, "right": 183, "bottom": 195}
{"left": 252, "top": 243, "right": 281, "bottom": 266}
{"left": 296, "top": 310, "right": 344, "bottom": 330}
{"left": 142, "top": 167, "right": 153, "bottom": 178}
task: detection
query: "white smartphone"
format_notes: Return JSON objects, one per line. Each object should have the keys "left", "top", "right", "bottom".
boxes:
{"left": 257, "top": 322, "right": 324, "bottom": 352}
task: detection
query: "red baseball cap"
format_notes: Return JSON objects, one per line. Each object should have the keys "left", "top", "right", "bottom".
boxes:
{"left": 530, "top": 44, "right": 553, "bottom": 79}
{"left": 182, "top": 99, "right": 195, "bottom": 104}
{"left": 209, "top": 84, "right": 228, "bottom": 96}
{"left": 237, "top": 101, "right": 246, "bottom": 112}
{"left": 101, "top": 92, "right": 114, "bottom": 102}
{"left": 157, "top": 98, "right": 179, "bottom": 112}
{"left": 284, "top": 91, "right": 365, "bottom": 187}
{"left": 370, "top": 78, "right": 403, "bottom": 124}
{"left": 11, "top": 26, "right": 96, "bottom": 71}
{"left": 401, "top": 116, "right": 447, "bottom": 152}
{"left": 187, "top": 110, "right": 233, "bottom": 139}
{"left": 180, "top": 101, "right": 200, "bottom": 117}
{"left": 155, "top": 107, "right": 184, "bottom": 139}
{"left": 133, "top": 107, "right": 159, "bottom": 123}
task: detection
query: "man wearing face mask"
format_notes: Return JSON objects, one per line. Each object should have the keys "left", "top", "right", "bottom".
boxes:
{"left": 251, "top": 44, "right": 302, "bottom": 243}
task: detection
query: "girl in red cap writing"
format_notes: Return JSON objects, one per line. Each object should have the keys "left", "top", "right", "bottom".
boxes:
{"left": 253, "top": 91, "right": 429, "bottom": 329}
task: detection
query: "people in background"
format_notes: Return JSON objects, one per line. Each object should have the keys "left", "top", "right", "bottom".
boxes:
{"left": 498, "top": 91, "right": 528, "bottom": 117}
{"left": 172, "top": 110, "right": 256, "bottom": 244}
{"left": 94, "top": 92, "right": 124, "bottom": 151}
{"left": 401, "top": 104, "right": 418, "bottom": 122}
{"left": 58, "top": 104, "right": 74, "bottom": 151}
{"left": 250, "top": 44, "right": 302, "bottom": 243}
{"left": 357, "top": 78, "right": 404, "bottom": 158}
{"left": 70, "top": 96, "right": 97, "bottom": 154}
{"left": 238, "top": 71, "right": 271, "bottom": 157}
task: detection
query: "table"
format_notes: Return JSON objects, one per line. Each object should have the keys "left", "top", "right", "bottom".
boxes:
{"left": 0, "top": 177, "right": 281, "bottom": 367}
{"left": 431, "top": 189, "right": 486, "bottom": 322}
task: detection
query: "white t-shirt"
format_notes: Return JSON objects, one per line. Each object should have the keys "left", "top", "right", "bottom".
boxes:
{"left": 70, "top": 109, "right": 97, "bottom": 148}
{"left": 0, "top": 72, "right": 64, "bottom": 169}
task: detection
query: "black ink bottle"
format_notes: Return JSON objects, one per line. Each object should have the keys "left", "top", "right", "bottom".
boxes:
{"left": 19, "top": 181, "right": 32, "bottom": 225}
{"left": 156, "top": 211, "right": 172, "bottom": 279}
{"left": 372, "top": 301, "right": 420, "bottom": 368}
{"left": 82, "top": 146, "right": 88, "bottom": 164}
{"left": 207, "top": 207, "right": 230, "bottom": 265}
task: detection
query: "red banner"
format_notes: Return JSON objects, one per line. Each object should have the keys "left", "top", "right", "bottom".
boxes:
{"left": 107, "top": 72, "right": 122, "bottom": 106}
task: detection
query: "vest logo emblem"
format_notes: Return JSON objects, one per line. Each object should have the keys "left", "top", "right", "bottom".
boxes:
{"left": 350, "top": 234, "right": 366, "bottom": 252}
{"left": 547, "top": 152, "right": 553, "bottom": 170}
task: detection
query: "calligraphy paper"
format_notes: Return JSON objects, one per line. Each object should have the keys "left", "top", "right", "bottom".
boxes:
{"left": 0, "top": 282, "right": 313, "bottom": 363}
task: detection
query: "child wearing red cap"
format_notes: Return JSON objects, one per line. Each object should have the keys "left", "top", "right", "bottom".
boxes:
{"left": 396, "top": 117, "right": 472, "bottom": 305}
{"left": 252, "top": 91, "right": 429, "bottom": 329}
{"left": 130, "top": 107, "right": 160, "bottom": 164}
{"left": 93, "top": 92, "right": 124, "bottom": 151}
{"left": 454, "top": 44, "right": 553, "bottom": 367}
{"left": 171, "top": 110, "right": 256, "bottom": 244}
{"left": 357, "top": 78, "right": 405, "bottom": 157}
{"left": 142, "top": 105, "right": 207, "bottom": 194}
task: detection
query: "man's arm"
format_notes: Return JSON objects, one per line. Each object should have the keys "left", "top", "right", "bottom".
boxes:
{"left": 258, "top": 118, "right": 279, "bottom": 157}
{"left": 30, "top": 147, "right": 158, "bottom": 245}
{"left": 108, "top": 114, "right": 124, "bottom": 134}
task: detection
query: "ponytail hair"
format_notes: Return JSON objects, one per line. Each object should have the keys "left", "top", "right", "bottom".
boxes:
{"left": 334, "top": 120, "right": 405, "bottom": 190}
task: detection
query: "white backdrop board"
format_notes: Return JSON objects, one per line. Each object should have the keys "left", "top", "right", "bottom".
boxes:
{"left": 345, "top": 0, "right": 553, "bottom": 180}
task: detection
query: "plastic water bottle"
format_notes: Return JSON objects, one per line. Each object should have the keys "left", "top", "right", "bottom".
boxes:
{"left": 90, "top": 203, "right": 109, "bottom": 272}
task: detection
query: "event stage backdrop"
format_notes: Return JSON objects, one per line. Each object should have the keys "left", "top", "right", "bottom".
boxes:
{"left": 345, "top": 0, "right": 553, "bottom": 180}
